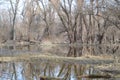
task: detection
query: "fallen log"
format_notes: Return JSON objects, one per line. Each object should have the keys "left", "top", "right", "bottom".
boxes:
{"left": 77, "top": 74, "right": 112, "bottom": 79}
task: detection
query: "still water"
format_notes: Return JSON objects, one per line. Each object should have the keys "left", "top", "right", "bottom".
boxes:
{"left": 0, "top": 44, "right": 120, "bottom": 80}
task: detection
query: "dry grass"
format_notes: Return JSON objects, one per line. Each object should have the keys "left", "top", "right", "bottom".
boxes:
{"left": 0, "top": 53, "right": 114, "bottom": 64}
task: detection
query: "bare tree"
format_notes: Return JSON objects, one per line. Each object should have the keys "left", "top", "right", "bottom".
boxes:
{"left": 35, "top": 0, "right": 56, "bottom": 40}
{"left": 9, "top": 0, "right": 20, "bottom": 40}
{"left": 49, "top": 0, "right": 85, "bottom": 56}
{"left": 50, "top": 0, "right": 84, "bottom": 44}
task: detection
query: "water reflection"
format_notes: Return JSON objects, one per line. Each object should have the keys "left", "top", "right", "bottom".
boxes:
{"left": 0, "top": 62, "right": 109, "bottom": 80}
{"left": 1, "top": 61, "right": 119, "bottom": 80}
{"left": 0, "top": 44, "right": 120, "bottom": 80}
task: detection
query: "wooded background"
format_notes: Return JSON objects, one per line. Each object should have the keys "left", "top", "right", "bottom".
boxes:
{"left": 0, "top": 0, "right": 120, "bottom": 44}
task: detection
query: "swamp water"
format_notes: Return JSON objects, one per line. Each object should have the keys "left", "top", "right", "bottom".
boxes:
{"left": 0, "top": 44, "right": 120, "bottom": 80}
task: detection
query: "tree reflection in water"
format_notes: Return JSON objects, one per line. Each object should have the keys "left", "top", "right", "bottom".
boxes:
{"left": 0, "top": 44, "right": 119, "bottom": 80}
{"left": 0, "top": 61, "right": 115, "bottom": 80}
{"left": 0, "top": 62, "right": 88, "bottom": 80}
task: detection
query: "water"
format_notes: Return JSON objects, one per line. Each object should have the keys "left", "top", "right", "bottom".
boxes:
{"left": 0, "top": 44, "right": 120, "bottom": 80}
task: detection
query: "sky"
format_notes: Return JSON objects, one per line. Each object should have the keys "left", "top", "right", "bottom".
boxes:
{"left": 0, "top": 0, "right": 10, "bottom": 9}
{"left": 0, "top": 0, "right": 23, "bottom": 12}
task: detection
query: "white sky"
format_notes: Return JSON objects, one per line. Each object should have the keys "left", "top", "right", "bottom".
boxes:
{"left": 0, "top": 0, "right": 24, "bottom": 13}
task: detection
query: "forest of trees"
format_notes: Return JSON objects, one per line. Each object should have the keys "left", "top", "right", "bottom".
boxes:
{"left": 0, "top": 0, "right": 120, "bottom": 44}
